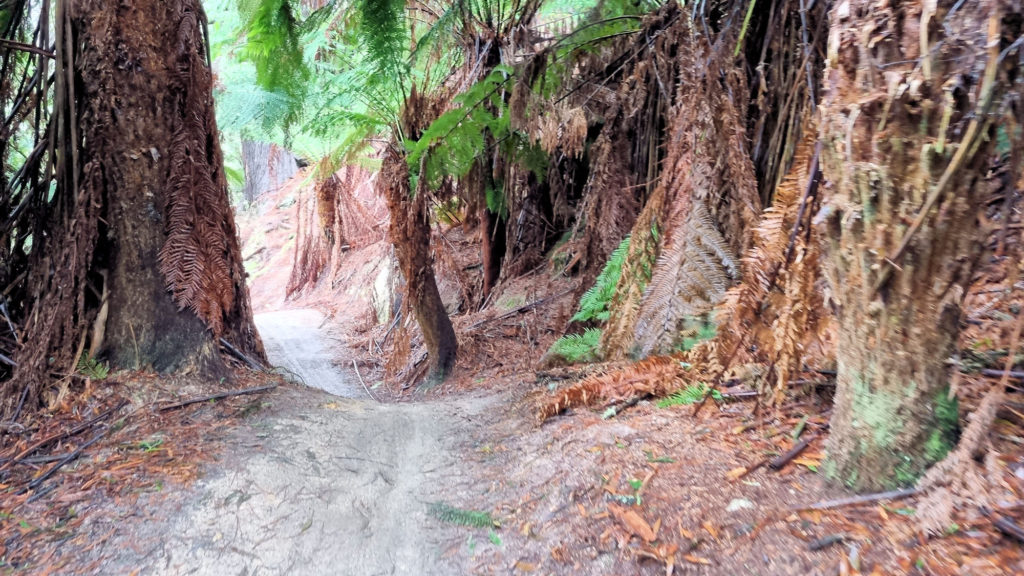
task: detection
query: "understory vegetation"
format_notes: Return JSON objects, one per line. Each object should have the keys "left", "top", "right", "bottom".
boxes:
{"left": 2, "top": 0, "right": 1023, "bottom": 550}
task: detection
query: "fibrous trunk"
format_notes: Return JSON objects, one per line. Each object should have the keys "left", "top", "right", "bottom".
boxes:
{"left": 818, "top": 0, "right": 1015, "bottom": 490}
{"left": 381, "top": 146, "right": 457, "bottom": 384}
{"left": 80, "top": 0, "right": 263, "bottom": 373}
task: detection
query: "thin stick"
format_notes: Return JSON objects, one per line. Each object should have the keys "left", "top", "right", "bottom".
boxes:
{"left": 981, "top": 368, "right": 1024, "bottom": 381}
{"left": 0, "top": 39, "right": 55, "bottom": 59}
{"left": 467, "top": 288, "right": 575, "bottom": 330}
{"left": 795, "top": 488, "right": 918, "bottom": 511}
{"left": 353, "top": 360, "right": 379, "bottom": 402}
{"left": 769, "top": 436, "right": 815, "bottom": 470}
{"left": 0, "top": 400, "right": 125, "bottom": 473}
{"left": 991, "top": 514, "right": 1024, "bottom": 544}
{"left": 158, "top": 385, "right": 277, "bottom": 412}
{"left": 219, "top": 337, "right": 266, "bottom": 371}
{"left": 736, "top": 457, "right": 770, "bottom": 480}
{"left": 0, "top": 300, "right": 19, "bottom": 344}
{"left": 26, "top": 428, "right": 110, "bottom": 492}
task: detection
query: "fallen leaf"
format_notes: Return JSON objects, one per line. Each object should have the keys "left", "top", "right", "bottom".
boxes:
{"left": 609, "top": 503, "right": 657, "bottom": 542}
{"left": 793, "top": 457, "right": 822, "bottom": 468}
{"left": 684, "top": 554, "right": 712, "bottom": 565}
{"left": 513, "top": 560, "right": 536, "bottom": 572}
{"left": 726, "top": 466, "right": 747, "bottom": 480}
{"left": 703, "top": 521, "right": 719, "bottom": 540}
{"left": 679, "top": 527, "right": 694, "bottom": 539}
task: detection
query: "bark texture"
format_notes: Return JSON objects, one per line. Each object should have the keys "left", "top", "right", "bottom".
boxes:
{"left": 818, "top": 0, "right": 1016, "bottom": 490}
{"left": 75, "top": 0, "right": 264, "bottom": 373}
{"left": 381, "top": 146, "right": 457, "bottom": 384}
{"left": 242, "top": 140, "right": 298, "bottom": 205}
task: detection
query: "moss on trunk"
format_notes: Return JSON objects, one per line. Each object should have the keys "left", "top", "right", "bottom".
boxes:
{"left": 817, "top": 1, "right": 1008, "bottom": 490}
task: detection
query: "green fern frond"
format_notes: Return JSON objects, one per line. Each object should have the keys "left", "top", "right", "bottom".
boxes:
{"left": 236, "top": 0, "right": 310, "bottom": 126}
{"left": 548, "top": 328, "right": 602, "bottom": 363}
{"left": 429, "top": 502, "right": 499, "bottom": 528}
{"left": 572, "top": 236, "right": 630, "bottom": 323}
{"left": 355, "top": 0, "right": 408, "bottom": 89}
{"left": 656, "top": 383, "right": 720, "bottom": 408}
{"left": 77, "top": 355, "right": 110, "bottom": 380}
{"left": 407, "top": 66, "right": 515, "bottom": 190}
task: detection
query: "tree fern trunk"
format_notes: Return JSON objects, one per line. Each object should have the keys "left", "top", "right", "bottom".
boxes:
{"left": 818, "top": 1, "right": 1018, "bottom": 490}
{"left": 75, "top": 0, "right": 264, "bottom": 374}
{"left": 381, "top": 146, "right": 457, "bottom": 384}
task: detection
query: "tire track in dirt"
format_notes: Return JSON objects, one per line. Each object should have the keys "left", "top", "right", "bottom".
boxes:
{"left": 91, "top": 310, "right": 495, "bottom": 575}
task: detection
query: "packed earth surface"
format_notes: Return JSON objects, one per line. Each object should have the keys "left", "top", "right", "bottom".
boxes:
{"left": 52, "top": 308, "right": 987, "bottom": 576}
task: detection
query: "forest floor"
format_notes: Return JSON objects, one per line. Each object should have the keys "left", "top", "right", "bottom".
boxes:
{"left": 14, "top": 307, "right": 870, "bottom": 575}
{"left": 5, "top": 302, "right": 1016, "bottom": 575}
{"left": 3, "top": 180, "right": 1023, "bottom": 574}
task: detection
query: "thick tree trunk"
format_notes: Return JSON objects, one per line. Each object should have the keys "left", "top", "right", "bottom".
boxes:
{"left": 75, "top": 0, "right": 264, "bottom": 374}
{"left": 242, "top": 140, "right": 298, "bottom": 205}
{"left": 381, "top": 147, "right": 457, "bottom": 384}
{"left": 818, "top": 1, "right": 1013, "bottom": 490}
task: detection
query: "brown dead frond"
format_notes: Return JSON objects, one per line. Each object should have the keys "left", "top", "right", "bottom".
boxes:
{"left": 159, "top": 1, "right": 238, "bottom": 336}
{"left": 599, "top": 185, "right": 664, "bottom": 360}
{"left": 538, "top": 354, "right": 690, "bottom": 420}
{"left": 602, "top": 29, "right": 761, "bottom": 359}
{"left": 713, "top": 128, "right": 831, "bottom": 404}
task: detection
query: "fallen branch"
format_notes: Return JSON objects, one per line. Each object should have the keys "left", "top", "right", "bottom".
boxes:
{"left": 219, "top": 337, "right": 266, "bottom": 371}
{"left": 795, "top": 488, "right": 918, "bottom": 511}
{"left": 769, "top": 436, "right": 815, "bottom": 470}
{"left": 993, "top": 515, "right": 1024, "bottom": 543}
{"left": 158, "top": 384, "right": 277, "bottom": 412}
{"left": 0, "top": 400, "right": 125, "bottom": 473}
{"left": 735, "top": 457, "right": 770, "bottom": 480}
{"left": 26, "top": 428, "right": 110, "bottom": 492}
{"left": 467, "top": 288, "right": 575, "bottom": 331}
{"left": 981, "top": 368, "right": 1024, "bottom": 381}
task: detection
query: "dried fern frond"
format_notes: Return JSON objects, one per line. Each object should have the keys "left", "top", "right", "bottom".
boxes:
{"left": 600, "top": 185, "right": 664, "bottom": 360}
{"left": 159, "top": 3, "right": 239, "bottom": 336}
{"left": 600, "top": 30, "right": 761, "bottom": 359}
{"left": 538, "top": 352, "right": 704, "bottom": 421}
{"left": 711, "top": 127, "right": 831, "bottom": 404}
{"left": 632, "top": 201, "right": 738, "bottom": 357}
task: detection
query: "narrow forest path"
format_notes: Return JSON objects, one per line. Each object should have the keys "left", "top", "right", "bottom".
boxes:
{"left": 254, "top": 309, "right": 364, "bottom": 398}
{"left": 83, "top": 308, "right": 851, "bottom": 576}
{"left": 93, "top": 310, "right": 498, "bottom": 575}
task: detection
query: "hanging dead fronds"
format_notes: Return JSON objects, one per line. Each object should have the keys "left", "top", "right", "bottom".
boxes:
{"left": 159, "top": 1, "right": 239, "bottom": 336}
{"left": 287, "top": 163, "right": 385, "bottom": 297}
{"left": 600, "top": 16, "right": 761, "bottom": 359}
{"left": 287, "top": 183, "right": 332, "bottom": 297}
{"left": 713, "top": 128, "right": 830, "bottom": 403}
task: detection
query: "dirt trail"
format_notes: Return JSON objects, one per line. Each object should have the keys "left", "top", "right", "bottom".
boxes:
{"left": 83, "top": 309, "right": 853, "bottom": 576}
{"left": 96, "top": 310, "right": 495, "bottom": 575}
{"left": 254, "top": 309, "right": 363, "bottom": 398}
